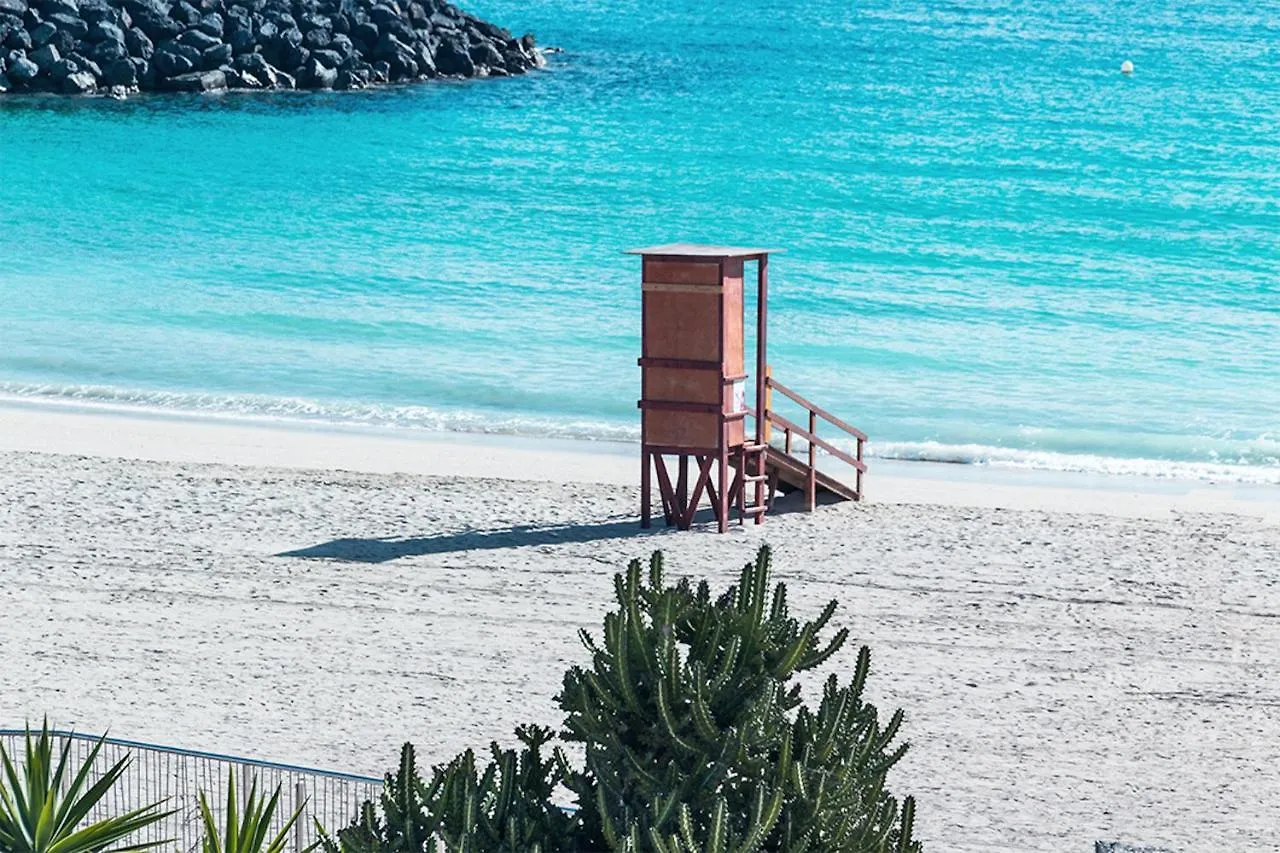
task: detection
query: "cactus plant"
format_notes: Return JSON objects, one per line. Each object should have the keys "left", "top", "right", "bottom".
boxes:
{"left": 332, "top": 731, "right": 576, "bottom": 853}
{"left": 558, "top": 546, "right": 919, "bottom": 853}
{"left": 337, "top": 546, "right": 921, "bottom": 853}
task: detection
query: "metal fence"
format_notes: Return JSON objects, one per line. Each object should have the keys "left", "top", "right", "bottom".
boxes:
{"left": 0, "top": 729, "right": 383, "bottom": 853}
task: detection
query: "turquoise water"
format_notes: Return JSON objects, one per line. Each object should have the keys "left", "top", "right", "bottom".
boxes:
{"left": 3, "top": 0, "right": 1278, "bottom": 482}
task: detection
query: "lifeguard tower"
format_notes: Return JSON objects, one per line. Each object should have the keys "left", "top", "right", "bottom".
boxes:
{"left": 630, "top": 243, "right": 868, "bottom": 533}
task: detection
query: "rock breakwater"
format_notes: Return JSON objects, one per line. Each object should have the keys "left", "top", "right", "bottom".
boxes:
{"left": 0, "top": 0, "right": 542, "bottom": 95}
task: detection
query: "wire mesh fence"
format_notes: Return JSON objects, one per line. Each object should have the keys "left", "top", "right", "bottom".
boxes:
{"left": 0, "top": 729, "right": 382, "bottom": 853}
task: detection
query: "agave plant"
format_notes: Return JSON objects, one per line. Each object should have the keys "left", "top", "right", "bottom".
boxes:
{"left": 198, "top": 770, "right": 315, "bottom": 853}
{"left": 0, "top": 720, "right": 172, "bottom": 853}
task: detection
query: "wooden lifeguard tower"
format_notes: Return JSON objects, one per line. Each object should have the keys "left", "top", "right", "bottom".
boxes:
{"left": 630, "top": 243, "right": 868, "bottom": 533}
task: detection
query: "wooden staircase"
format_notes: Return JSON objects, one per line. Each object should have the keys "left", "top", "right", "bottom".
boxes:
{"left": 766, "top": 452, "right": 860, "bottom": 502}
{"left": 734, "top": 373, "right": 867, "bottom": 522}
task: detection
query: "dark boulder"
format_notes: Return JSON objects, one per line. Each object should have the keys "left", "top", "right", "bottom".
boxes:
{"left": 66, "top": 49, "right": 97, "bottom": 73}
{"left": 194, "top": 10, "right": 221, "bottom": 35}
{"left": 471, "top": 17, "right": 507, "bottom": 41}
{"left": 58, "top": 66, "right": 92, "bottom": 88}
{"left": 411, "top": 38, "right": 431, "bottom": 74}
{"left": 370, "top": 29, "right": 406, "bottom": 64}
{"left": 46, "top": 52, "right": 75, "bottom": 75}
{"left": 39, "top": 0, "right": 78, "bottom": 15}
{"left": 467, "top": 38, "right": 499, "bottom": 70}
{"left": 118, "top": 0, "right": 162, "bottom": 15}
{"left": 128, "top": 53, "right": 148, "bottom": 82}
{"left": 100, "top": 53, "right": 133, "bottom": 83}
{"left": 174, "top": 25, "right": 217, "bottom": 49}
{"left": 296, "top": 11, "right": 326, "bottom": 31}
{"left": 27, "top": 18, "right": 53, "bottom": 44}
{"left": 5, "top": 26, "right": 31, "bottom": 48}
{"left": 379, "top": 14, "right": 410, "bottom": 43}
{"left": 222, "top": 4, "right": 247, "bottom": 28}
{"left": 232, "top": 46, "right": 263, "bottom": 70}
{"left": 78, "top": 0, "right": 118, "bottom": 21}
{"left": 85, "top": 17, "right": 119, "bottom": 40}
{"left": 223, "top": 66, "right": 257, "bottom": 86}
{"left": 234, "top": 49, "right": 281, "bottom": 84}
{"left": 301, "top": 52, "right": 331, "bottom": 86}
{"left": 164, "top": 37, "right": 200, "bottom": 62}
{"left": 6, "top": 51, "right": 35, "bottom": 78}
{"left": 309, "top": 45, "right": 337, "bottom": 66}
{"left": 123, "top": 24, "right": 151, "bottom": 57}
{"left": 226, "top": 24, "right": 251, "bottom": 51}
{"left": 366, "top": 3, "right": 397, "bottom": 27}
{"left": 89, "top": 35, "right": 124, "bottom": 61}
{"left": 161, "top": 66, "right": 222, "bottom": 89}
{"left": 277, "top": 38, "right": 304, "bottom": 66}
{"left": 499, "top": 47, "right": 524, "bottom": 73}
{"left": 152, "top": 44, "right": 193, "bottom": 75}
{"left": 46, "top": 21, "right": 69, "bottom": 49}
{"left": 170, "top": 0, "right": 198, "bottom": 24}
{"left": 326, "top": 30, "right": 350, "bottom": 57}
{"left": 427, "top": 9, "right": 455, "bottom": 29}
{"left": 300, "top": 23, "right": 327, "bottom": 48}
{"left": 431, "top": 28, "right": 469, "bottom": 76}
{"left": 46, "top": 10, "right": 84, "bottom": 35}
{"left": 130, "top": 8, "right": 177, "bottom": 39}
{"left": 199, "top": 39, "right": 227, "bottom": 67}
{"left": 28, "top": 38, "right": 56, "bottom": 66}
{"left": 349, "top": 19, "right": 374, "bottom": 47}
{"left": 333, "top": 63, "right": 364, "bottom": 87}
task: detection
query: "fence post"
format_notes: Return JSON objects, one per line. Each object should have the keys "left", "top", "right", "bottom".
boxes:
{"left": 762, "top": 365, "right": 772, "bottom": 444}
{"left": 294, "top": 781, "right": 307, "bottom": 853}
{"left": 806, "top": 410, "right": 817, "bottom": 511}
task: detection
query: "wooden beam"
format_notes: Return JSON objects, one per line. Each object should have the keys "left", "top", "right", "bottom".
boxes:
{"left": 654, "top": 454, "right": 677, "bottom": 526}
{"left": 681, "top": 455, "right": 716, "bottom": 529}
{"left": 764, "top": 411, "right": 867, "bottom": 473}
{"left": 766, "top": 376, "right": 869, "bottom": 442}
{"left": 641, "top": 449, "right": 651, "bottom": 528}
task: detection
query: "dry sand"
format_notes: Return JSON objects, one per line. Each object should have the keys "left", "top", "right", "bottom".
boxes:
{"left": 2, "top": 402, "right": 1279, "bottom": 852}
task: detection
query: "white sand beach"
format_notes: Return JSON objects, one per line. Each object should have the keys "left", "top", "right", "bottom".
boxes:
{"left": 2, "top": 402, "right": 1279, "bottom": 852}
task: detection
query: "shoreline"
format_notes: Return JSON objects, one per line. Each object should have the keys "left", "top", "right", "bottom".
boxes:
{"left": 3, "top": 396, "right": 1278, "bottom": 522}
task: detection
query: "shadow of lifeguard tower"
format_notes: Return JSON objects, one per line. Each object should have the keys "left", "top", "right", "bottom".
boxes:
{"left": 629, "top": 243, "right": 868, "bottom": 533}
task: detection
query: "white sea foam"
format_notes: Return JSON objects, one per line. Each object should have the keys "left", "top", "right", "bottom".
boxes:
{"left": 871, "top": 440, "right": 1280, "bottom": 486}
{"left": 0, "top": 383, "right": 640, "bottom": 443}
{"left": 3, "top": 382, "right": 1279, "bottom": 486}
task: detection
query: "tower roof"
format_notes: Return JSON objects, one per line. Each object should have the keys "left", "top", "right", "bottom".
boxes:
{"left": 625, "top": 243, "right": 783, "bottom": 259}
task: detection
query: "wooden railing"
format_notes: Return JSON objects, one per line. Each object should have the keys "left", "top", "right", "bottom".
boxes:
{"left": 762, "top": 374, "right": 866, "bottom": 507}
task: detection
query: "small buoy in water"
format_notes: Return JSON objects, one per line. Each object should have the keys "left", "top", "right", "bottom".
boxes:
{"left": 1121, "top": 60, "right": 1134, "bottom": 74}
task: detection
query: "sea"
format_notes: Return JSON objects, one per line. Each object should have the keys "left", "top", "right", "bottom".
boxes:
{"left": 2, "top": 0, "right": 1278, "bottom": 484}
